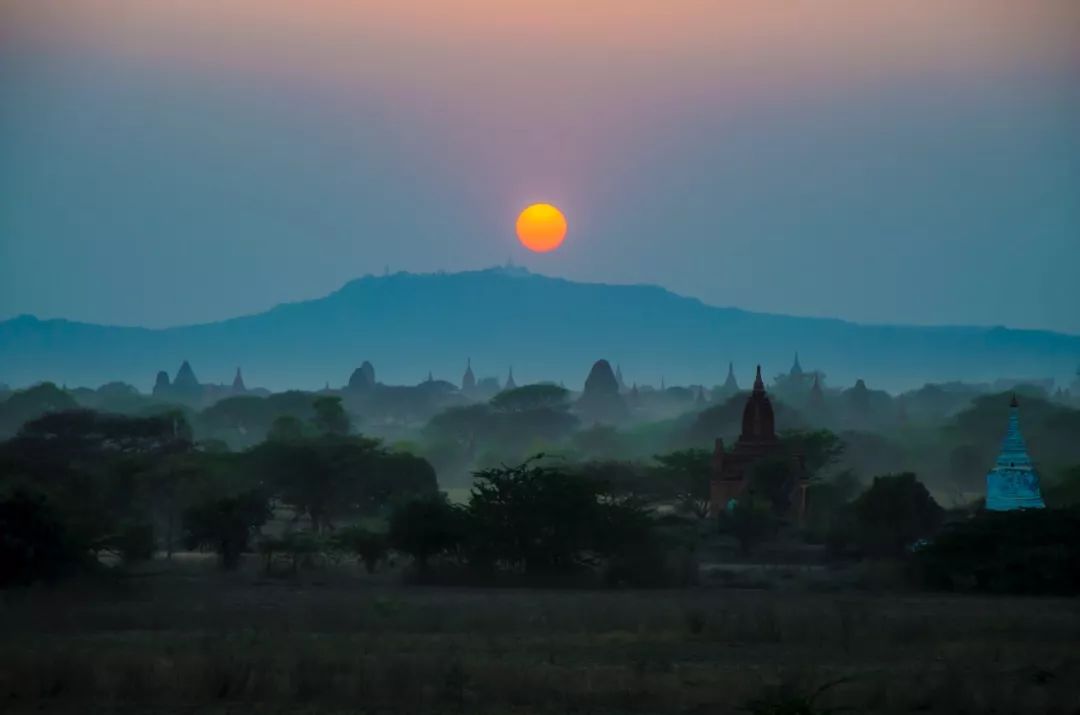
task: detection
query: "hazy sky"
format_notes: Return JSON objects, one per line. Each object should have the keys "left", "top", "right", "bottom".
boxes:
{"left": 2, "top": 1, "right": 1078, "bottom": 332}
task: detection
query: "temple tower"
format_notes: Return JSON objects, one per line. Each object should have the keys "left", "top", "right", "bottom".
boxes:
{"left": 505, "top": 367, "right": 517, "bottom": 390}
{"left": 462, "top": 359, "right": 476, "bottom": 393}
{"left": 716, "top": 361, "right": 739, "bottom": 399}
{"left": 710, "top": 365, "right": 807, "bottom": 519}
{"left": 740, "top": 366, "right": 778, "bottom": 447}
{"left": 232, "top": 367, "right": 246, "bottom": 393}
{"left": 985, "top": 395, "right": 1046, "bottom": 511}
{"left": 789, "top": 353, "right": 804, "bottom": 378}
{"left": 152, "top": 370, "right": 171, "bottom": 397}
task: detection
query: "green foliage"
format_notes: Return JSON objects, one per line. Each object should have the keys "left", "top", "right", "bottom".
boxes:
{"left": 250, "top": 434, "right": 431, "bottom": 532}
{"left": 312, "top": 396, "right": 350, "bottom": 436}
{"left": 490, "top": 384, "right": 570, "bottom": 412}
{"left": 571, "top": 424, "right": 625, "bottom": 459}
{"left": 1044, "top": 464, "right": 1080, "bottom": 508}
{"left": 333, "top": 524, "right": 389, "bottom": 573}
{"left": 846, "top": 473, "right": 943, "bottom": 557}
{"left": 467, "top": 458, "right": 654, "bottom": 576}
{"left": 104, "top": 519, "right": 156, "bottom": 563}
{"left": 651, "top": 448, "right": 712, "bottom": 518}
{"left": 258, "top": 530, "right": 332, "bottom": 574}
{"left": 183, "top": 489, "right": 270, "bottom": 570}
{"left": 720, "top": 495, "right": 779, "bottom": 554}
{"left": 425, "top": 402, "right": 579, "bottom": 469}
{"left": 388, "top": 493, "right": 467, "bottom": 570}
{"left": 803, "top": 470, "right": 861, "bottom": 543}
{"left": 916, "top": 508, "right": 1080, "bottom": 595}
{"left": 0, "top": 409, "right": 193, "bottom": 562}
{"left": 749, "top": 457, "right": 799, "bottom": 516}
{"left": 0, "top": 382, "right": 78, "bottom": 438}
{"left": 780, "top": 430, "right": 844, "bottom": 477}
{"left": 0, "top": 489, "right": 85, "bottom": 587}
{"left": 267, "top": 415, "right": 307, "bottom": 442}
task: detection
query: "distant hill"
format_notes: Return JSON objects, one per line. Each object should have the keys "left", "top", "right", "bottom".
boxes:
{"left": 2, "top": 267, "right": 1078, "bottom": 392}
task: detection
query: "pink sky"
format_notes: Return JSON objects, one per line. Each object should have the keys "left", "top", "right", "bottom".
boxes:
{"left": 4, "top": 1, "right": 1079, "bottom": 332}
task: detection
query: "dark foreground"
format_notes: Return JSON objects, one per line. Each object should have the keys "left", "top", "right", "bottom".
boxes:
{"left": 2, "top": 560, "right": 1079, "bottom": 714}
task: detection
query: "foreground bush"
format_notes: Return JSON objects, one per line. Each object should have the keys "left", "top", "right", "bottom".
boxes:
{"left": 0, "top": 489, "right": 87, "bottom": 587}
{"left": 915, "top": 508, "right": 1080, "bottom": 595}
{"left": 829, "top": 472, "right": 943, "bottom": 558}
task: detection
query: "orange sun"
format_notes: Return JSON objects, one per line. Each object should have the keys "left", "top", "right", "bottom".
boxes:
{"left": 516, "top": 203, "right": 567, "bottom": 253}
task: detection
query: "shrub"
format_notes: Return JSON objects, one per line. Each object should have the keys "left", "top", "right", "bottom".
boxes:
{"left": 848, "top": 473, "right": 942, "bottom": 557}
{"left": 105, "top": 519, "right": 156, "bottom": 564}
{"left": 333, "top": 524, "right": 389, "bottom": 573}
{"left": 0, "top": 489, "right": 85, "bottom": 587}
{"left": 183, "top": 489, "right": 270, "bottom": 570}
{"left": 915, "top": 508, "right": 1080, "bottom": 595}
{"left": 719, "top": 496, "right": 778, "bottom": 555}
{"left": 388, "top": 494, "right": 467, "bottom": 571}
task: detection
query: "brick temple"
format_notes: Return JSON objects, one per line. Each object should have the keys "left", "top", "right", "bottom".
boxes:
{"left": 709, "top": 365, "right": 809, "bottom": 520}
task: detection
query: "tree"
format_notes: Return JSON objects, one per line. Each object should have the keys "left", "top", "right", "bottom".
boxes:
{"left": 916, "top": 508, "right": 1080, "bottom": 595}
{"left": 425, "top": 404, "right": 494, "bottom": 458}
{"left": 312, "top": 396, "right": 350, "bottom": 436}
{"left": 572, "top": 425, "right": 625, "bottom": 459}
{"left": 250, "top": 435, "right": 383, "bottom": 532}
{"left": 467, "top": 458, "right": 654, "bottom": 576}
{"left": 0, "top": 382, "right": 77, "bottom": 438}
{"left": 0, "top": 409, "right": 193, "bottom": 560}
{"left": 651, "top": 449, "right": 712, "bottom": 518}
{"left": 721, "top": 495, "right": 778, "bottom": 555}
{"left": 748, "top": 457, "right": 799, "bottom": 517}
{"left": 267, "top": 415, "right": 306, "bottom": 442}
{"left": 779, "top": 430, "right": 844, "bottom": 477}
{"left": 333, "top": 524, "right": 389, "bottom": 573}
{"left": 183, "top": 489, "right": 270, "bottom": 570}
{"left": 0, "top": 489, "right": 85, "bottom": 586}
{"left": 803, "top": 469, "right": 861, "bottom": 543}
{"left": 1044, "top": 465, "right": 1080, "bottom": 508}
{"left": 490, "top": 384, "right": 570, "bottom": 413}
{"left": 849, "top": 473, "right": 943, "bottom": 557}
{"left": 388, "top": 493, "right": 467, "bottom": 571}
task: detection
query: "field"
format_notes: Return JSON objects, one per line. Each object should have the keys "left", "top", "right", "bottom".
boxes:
{"left": 2, "top": 559, "right": 1079, "bottom": 714}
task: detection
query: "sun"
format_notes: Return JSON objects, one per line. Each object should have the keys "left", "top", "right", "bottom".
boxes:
{"left": 516, "top": 203, "right": 567, "bottom": 253}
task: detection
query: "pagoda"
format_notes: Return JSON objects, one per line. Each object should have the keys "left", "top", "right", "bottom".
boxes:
{"left": 715, "top": 361, "right": 739, "bottom": 400}
{"left": 985, "top": 395, "right": 1046, "bottom": 511}
{"left": 789, "top": 353, "right": 804, "bottom": 378}
{"left": 710, "top": 365, "right": 808, "bottom": 519}
{"left": 461, "top": 359, "right": 476, "bottom": 393}
{"left": 232, "top": 367, "right": 247, "bottom": 393}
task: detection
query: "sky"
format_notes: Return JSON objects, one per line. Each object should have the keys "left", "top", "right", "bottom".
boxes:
{"left": 2, "top": 0, "right": 1079, "bottom": 333}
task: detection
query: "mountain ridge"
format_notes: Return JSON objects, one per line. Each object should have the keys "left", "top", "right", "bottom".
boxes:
{"left": 2, "top": 267, "right": 1078, "bottom": 392}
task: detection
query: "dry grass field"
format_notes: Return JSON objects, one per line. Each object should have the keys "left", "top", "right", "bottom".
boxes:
{"left": 2, "top": 558, "right": 1079, "bottom": 714}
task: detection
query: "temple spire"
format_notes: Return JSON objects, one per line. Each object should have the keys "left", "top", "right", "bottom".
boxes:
{"left": 721, "top": 361, "right": 739, "bottom": 394}
{"left": 753, "top": 365, "right": 765, "bottom": 392}
{"left": 232, "top": 367, "right": 246, "bottom": 392}
{"left": 985, "top": 395, "right": 1045, "bottom": 511}
{"left": 462, "top": 358, "right": 476, "bottom": 392}
{"left": 790, "top": 353, "right": 803, "bottom": 377}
